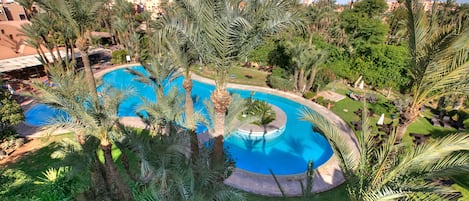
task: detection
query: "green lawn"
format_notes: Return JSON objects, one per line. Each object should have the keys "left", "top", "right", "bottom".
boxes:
{"left": 193, "top": 65, "right": 269, "bottom": 87}
{"left": 0, "top": 133, "right": 74, "bottom": 199}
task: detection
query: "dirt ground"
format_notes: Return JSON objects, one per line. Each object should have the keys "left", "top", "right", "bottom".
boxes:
{"left": 0, "top": 138, "right": 45, "bottom": 167}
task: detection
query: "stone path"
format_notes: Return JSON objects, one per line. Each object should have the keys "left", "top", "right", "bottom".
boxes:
{"left": 317, "top": 90, "right": 346, "bottom": 102}
{"left": 16, "top": 64, "right": 359, "bottom": 196}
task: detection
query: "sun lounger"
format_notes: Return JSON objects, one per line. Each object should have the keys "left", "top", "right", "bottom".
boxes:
{"left": 442, "top": 116, "right": 452, "bottom": 129}
{"left": 431, "top": 117, "right": 441, "bottom": 127}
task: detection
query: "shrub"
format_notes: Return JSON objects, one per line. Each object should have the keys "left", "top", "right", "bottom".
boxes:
{"left": 111, "top": 50, "right": 128, "bottom": 64}
{"left": 270, "top": 67, "right": 288, "bottom": 78}
{"left": 241, "top": 94, "right": 276, "bottom": 126}
{"left": 315, "top": 97, "right": 325, "bottom": 105}
{"left": 303, "top": 91, "right": 316, "bottom": 100}
{"left": 0, "top": 91, "right": 24, "bottom": 140}
{"left": 267, "top": 76, "right": 293, "bottom": 91}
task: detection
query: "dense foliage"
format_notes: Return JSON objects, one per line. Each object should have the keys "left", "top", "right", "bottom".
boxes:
{"left": 0, "top": 90, "right": 24, "bottom": 139}
{"left": 240, "top": 93, "right": 276, "bottom": 127}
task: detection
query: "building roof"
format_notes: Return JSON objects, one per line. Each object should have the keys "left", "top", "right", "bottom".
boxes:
{"left": 0, "top": 48, "right": 104, "bottom": 73}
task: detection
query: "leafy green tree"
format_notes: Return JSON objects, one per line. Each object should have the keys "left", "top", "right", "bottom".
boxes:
{"left": 0, "top": 90, "right": 24, "bottom": 138}
{"left": 304, "top": 0, "right": 347, "bottom": 48}
{"left": 302, "top": 108, "right": 469, "bottom": 200}
{"left": 353, "top": 0, "right": 387, "bottom": 18}
{"left": 396, "top": 0, "right": 469, "bottom": 140}
{"left": 340, "top": 0, "right": 388, "bottom": 54}
{"left": 386, "top": 3, "right": 407, "bottom": 45}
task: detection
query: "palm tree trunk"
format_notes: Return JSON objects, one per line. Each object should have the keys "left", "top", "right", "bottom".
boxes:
{"left": 210, "top": 88, "right": 231, "bottom": 164}
{"left": 68, "top": 39, "right": 77, "bottom": 66}
{"left": 79, "top": 49, "right": 99, "bottom": 104}
{"left": 189, "top": 130, "right": 199, "bottom": 162}
{"left": 65, "top": 40, "right": 70, "bottom": 63}
{"left": 396, "top": 106, "right": 420, "bottom": 141}
{"left": 306, "top": 67, "right": 318, "bottom": 92}
{"left": 396, "top": 121, "right": 411, "bottom": 143}
{"left": 101, "top": 142, "right": 134, "bottom": 201}
{"left": 183, "top": 78, "right": 195, "bottom": 129}
{"left": 212, "top": 135, "right": 225, "bottom": 166}
{"left": 299, "top": 68, "right": 305, "bottom": 93}
{"left": 183, "top": 77, "right": 199, "bottom": 160}
{"left": 293, "top": 68, "right": 299, "bottom": 92}
{"left": 90, "top": 159, "right": 112, "bottom": 201}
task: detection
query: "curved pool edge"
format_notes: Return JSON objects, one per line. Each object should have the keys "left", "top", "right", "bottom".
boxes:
{"left": 21, "top": 64, "right": 358, "bottom": 195}
{"left": 224, "top": 155, "right": 344, "bottom": 196}
{"left": 191, "top": 72, "right": 359, "bottom": 196}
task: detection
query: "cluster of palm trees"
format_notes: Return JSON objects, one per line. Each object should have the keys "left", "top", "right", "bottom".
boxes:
{"left": 21, "top": 0, "right": 300, "bottom": 200}
{"left": 17, "top": 0, "right": 469, "bottom": 200}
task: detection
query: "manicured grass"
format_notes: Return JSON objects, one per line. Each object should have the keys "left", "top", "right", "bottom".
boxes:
{"left": 406, "top": 116, "right": 458, "bottom": 137}
{"left": 0, "top": 133, "right": 74, "bottom": 199}
{"left": 330, "top": 97, "right": 362, "bottom": 124}
{"left": 192, "top": 65, "right": 269, "bottom": 87}
{"left": 245, "top": 183, "right": 349, "bottom": 201}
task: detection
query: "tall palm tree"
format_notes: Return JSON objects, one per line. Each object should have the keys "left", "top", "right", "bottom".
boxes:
{"left": 111, "top": 0, "right": 140, "bottom": 55}
{"left": 127, "top": 54, "right": 183, "bottom": 136}
{"left": 35, "top": 0, "right": 107, "bottom": 105}
{"left": 19, "top": 22, "right": 52, "bottom": 69}
{"left": 289, "top": 42, "right": 328, "bottom": 94}
{"left": 302, "top": 108, "right": 469, "bottom": 200}
{"left": 28, "top": 65, "right": 134, "bottom": 200}
{"left": 397, "top": 0, "right": 469, "bottom": 140}
{"left": 169, "top": 0, "right": 300, "bottom": 164}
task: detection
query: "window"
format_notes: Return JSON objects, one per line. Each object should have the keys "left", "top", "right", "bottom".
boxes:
{"left": 9, "top": 34, "right": 13, "bottom": 40}
{"left": 1, "top": 29, "right": 4, "bottom": 34}
{"left": 19, "top": 14, "right": 26, "bottom": 20}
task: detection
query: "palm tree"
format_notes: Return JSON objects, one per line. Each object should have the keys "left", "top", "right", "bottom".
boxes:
{"left": 112, "top": 0, "right": 140, "bottom": 57}
{"left": 130, "top": 56, "right": 183, "bottom": 135}
{"left": 19, "top": 22, "right": 52, "bottom": 69}
{"left": 16, "top": 0, "right": 35, "bottom": 19}
{"left": 118, "top": 126, "right": 246, "bottom": 201}
{"left": 396, "top": 0, "right": 469, "bottom": 140}
{"left": 28, "top": 65, "right": 134, "bottom": 200}
{"left": 169, "top": 0, "right": 300, "bottom": 164}
{"left": 302, "top": 108, "right": 469, "bottom": 200}
{"left": 289, "top": 42, "right": 328, "bottom": 94}
{"left": 35, "top": 0, "right": 107, "bottom": 104}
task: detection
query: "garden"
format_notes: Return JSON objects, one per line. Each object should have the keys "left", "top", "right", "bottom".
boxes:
{"left": 1, "top": 0, "right": 469, "bottom": 200}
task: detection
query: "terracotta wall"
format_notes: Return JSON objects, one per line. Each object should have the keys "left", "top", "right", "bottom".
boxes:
{"left": 0, "top": 2, "right": 28, "bottom": 21}
{"left": 0, "top": 21, "right": 36, "bottom": 59}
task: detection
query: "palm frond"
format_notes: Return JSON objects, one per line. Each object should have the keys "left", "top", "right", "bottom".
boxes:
{"left": 300, "top": 108, "right": 358, "bottom": 176}
{"left": 381, "top": 134, "right": 469, "bottom": 187}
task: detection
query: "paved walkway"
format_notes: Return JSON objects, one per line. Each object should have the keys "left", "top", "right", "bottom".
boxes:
{"left": 317, "top": 90, "right": 346, "bottom": 102}
{"left": 17, "top": 64, "right": 359, "bottom": 196}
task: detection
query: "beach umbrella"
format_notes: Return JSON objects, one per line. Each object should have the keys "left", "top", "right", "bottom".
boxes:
{"left": 377, "top": 113, "right": 385, "bottom": 125}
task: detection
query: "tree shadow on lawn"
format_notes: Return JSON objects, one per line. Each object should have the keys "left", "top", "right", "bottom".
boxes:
{"left": 0, "top": 142, "right": 63, "bottom": 199}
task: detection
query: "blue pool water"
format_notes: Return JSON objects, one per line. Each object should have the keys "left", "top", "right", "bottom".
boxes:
{"left": 25, "top": 66, "right": 333, "bottom": 175}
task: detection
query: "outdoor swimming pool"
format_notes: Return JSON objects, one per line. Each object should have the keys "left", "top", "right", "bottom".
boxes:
{"left": 25, "top": 66, "right": 333, "bottom": 175}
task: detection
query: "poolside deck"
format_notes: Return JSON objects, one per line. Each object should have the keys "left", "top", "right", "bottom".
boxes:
{"left": 191, "top": 73, "right": 358, "bottom": 195}
{"left": 16, "top": 64, "right": 358, "bottom": 196}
